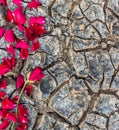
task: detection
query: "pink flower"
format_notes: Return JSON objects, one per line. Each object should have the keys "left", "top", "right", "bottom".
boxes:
{"left": 20, "top": 49, "right": 28, "bottom": 60}
{"left": 17, "top": 25, "right": 25, "bottom": 31}
{"left": 6, "top": 44, "right": 15, "bottom": 56}
{"left": 24, "top": 85, "right": 32, "bottom": 96}
{"left": 6, "top": 112, "right": 16, "bottom": 122}
{"left": 0, "top": 79, "right": 7, "bottom": 88}
{"left": 28, "top": 67, "right": 44, "bottom": 83}
{"left": 0, "top": 120, "right": 10, "bottom": 129}
{"left": 2, "top": 98, "right": 15, "bottom": 109}
{"left": 11, "top": 96, "right": 18, "bottom": 103}
{"left": 0, "top": 91, "right": 6, "bottom": 98}
{"left": 29, "top": 16, "right": 45, "bottom": 26}
{"left": 12, "top": 0, "right": 21, "bottom": 5}
{"left": 18, "top": 114, "right": 28, "bottom": 124}
{"left": 31, "top": 40, "right": 40, "bottom": 51}
{"left": 0, "top": 0, "right": 6, "bottom": 6}
{"left": 13, "top": 6, "right": 26, "bottom": 25}
{"left": 0, "top": 27, "right": 4, "bottom": 38}
{"left": 18, "top": 104, "right": 28, "bottom": 116}
{"left": 15, "top": 40, "right": 29, "bottom": 49}
{"left": 16, "top": 74, "right": 24, "bottom": 88}
{"left": 0, "top": 57, "right": 15, "bottom": 75}
{"left": 25, "top": 23, "right": 45, "bottom": 41}
{"left": 16, "top": 123, "right": 27, "bottom": 130}
{"left": 28, "top": 0, "right": 40, "bottom": 9}
{"left": 4, "top": 29, "right": 15, "bottom": 42}
{"left": 5, "top": 9, "right": 14, "bottom": 23}
{"left": 0, "top": 109, "right": 7, "bottom": 119}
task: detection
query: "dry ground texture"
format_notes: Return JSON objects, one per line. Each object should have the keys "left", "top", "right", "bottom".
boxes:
{"left": 1, "top": 0, "right": 119, "bottom": 130}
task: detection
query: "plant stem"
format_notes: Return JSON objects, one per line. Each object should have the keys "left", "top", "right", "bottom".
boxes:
{"left": 10, "top": 80, "right": 29, "bottom": 130}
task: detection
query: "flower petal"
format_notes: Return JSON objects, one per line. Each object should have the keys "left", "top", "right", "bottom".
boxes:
{"left": 0, "top": 64, "right": 9, "bottom": 75}
{"left": 24, "top": 85, "right": 32, "bottom": 96}
{"left": 0, "top": 120, "right": 9, "bottom": 129}
{"left": 12, "top": 0, "right": 21, "bottom": 5}
{"left": 2, "top": 57, "right": 15, "bottom": 70}
{"left": 2, "top": 98, "right": 15, "bottom": 109}
{"left": 0, "top": 27, "right": 4, "bottom": 38}
{"left": 27, "top": 0, "right": 40, "bottom": 9}
{"left": 16, "top": 40, "right": 28, "bottom": 49}
{"left": 0, "top": 91, "right": 6, "bottom": 99}
{"left": 0, "top": 79, "right": 7, "bottom": 88}
{"left": 18, "top": 104, "right": 28, "bottom": 116}
{"left": 30, "top": 40, "right": 40, "bottom": 51}
{"left": 18, "top": 114, "right": 28, "bottom": 124}
{"left": 15, "top": 123, "right": 27, "bottom": 130}
{"left": 29, "top": 16, "right": 45, "bottom": 26}
{"left": 16, "top": 74, "right": 24, "bottom": 88}
{"left": 20, "top": 49, "right": 28, "bottom": 60}
{"left": 6, "top": 112, "right": 16, "bottom": 122}
{"left": 28, "top": 67, "right": 44, "bottom": 82}
{"left": 0, "top": 0, "right": 6, "bottom": 6}
{"left": 4, "top": 29, "right": 15, "bottom": 42}
{"left": 5, "top": 9, "right": 13, "bottom": 23}
{"left": 6, "top": 44, "right": 15, "bottom": 56}
{"left": 13, "top": 6, "right": 26, "bottom": 24}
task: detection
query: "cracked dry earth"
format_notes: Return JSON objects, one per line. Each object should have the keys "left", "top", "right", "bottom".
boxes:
{"left": 1, "top": 0, "right": 119, "bottom": 130}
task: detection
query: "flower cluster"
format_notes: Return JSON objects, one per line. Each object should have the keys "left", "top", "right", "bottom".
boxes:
{"left": 0, "top": 0, "right": 45, "bottom": 129}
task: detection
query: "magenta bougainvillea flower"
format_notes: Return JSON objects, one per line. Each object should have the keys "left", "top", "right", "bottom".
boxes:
{"left": 16, "top": 123, "right": 27, "bottom": 130}
{"left": 0, "top": 0, "right": 6, "bottom": 6}
{"left": 6, "top": 112, "right": 16, "bottom": 122}
{"left": 4, "top": 29, "right": 15, "bottom": 42}
{"left": 24, "top": 85, "right": 33, "bottom": 96}
{"left": 0, "top": 27, "right": 4, "bottom": 38}
{"left": 28, "top": 67, "right": 44, "bottom": 83}
{"left": 25, "top": 23, "right": 45, "bottom": 41}
{"left": 31, "top": 40, "right": 40, "bottom": 51}
{"left": 0, "top": 79, "right": 7, "bottom": 89}
{"left": 6, "top": 44, "right": 15, "bottom": 56}
{"left": 12, "top": 0, "right": 21, "bottom": 5}
{"left": 2, "top": 98, "right": 15, "bottom": 109}
{"left": 0, "top": 91, "right": 6, "bottom": 98}
{"left": 6, "top": 9, "right": 13, "bottom": 23}
{"left": 15, "top": 40, "right": 29, "bottom": 49}
{"left": 0, "top": 120, "right": 10, "bottom": 129}
{"left": 0, "top": 57, "right": 15, "bottom": 75}
{"left": 13, "top": 6, "right": 26, "bottom": 25}
{"left": 28, "top": 0, "right": 40, "bottom": 9}
{"left": 20, "top": 48, "right": 28, "bottom": 60}
{"left": 29, "top": 16, "right": 45, "bottom": 26}
{"left": 16, "top": 74, "right": 24, "bottom": 88}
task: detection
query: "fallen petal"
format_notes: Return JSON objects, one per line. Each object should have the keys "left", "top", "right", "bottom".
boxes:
{"left": 2, "top": 98, "right": 15, "bottom": 109}
{"left": 0, "top": 0, "right": 6, "bottom": 6}
{"left": 16, "top": 40, "right": 28, "bottom": 49}
{"left": 13, "top": 6, "right": 26, "bottom": 24}
{"left": 0, "top": 27, "right": 4, "bottom": 38}
{"left": 30, "top": 40, "right": 40, "bottom": 51}
{"left": 6, "top": 44, "right": 15, "bottom": 56}
{"left": 5, "top": 9, "right": 13, "bottom": 23}
{"left": 6, "top": 112, "right": 16, "bottom": 122}
{"left": 18, "top": 104, "right": 28, "bottom": 116}
{"left": 16, "top": 74, "right": 24, "bottom": 88}
{"left": 12, "top": 0, "right": 21, "bottom": 5}
{"left": 0, "top": 120, "right": 9, "bottom": 129}
{"left": 24, "top": 85, "right": 32, "bottom": 96}
{"left": 20, "top": 49, "right": 28, "bottom": 60}
{"left": 4, "top": 29, "right": 15, "bottom": 42}
{"left": 0, "top": 79, "right": 7, "bottom": 89}
{"left": 28, "top": 67, "right": 44, "bottom": 82}
{"left": 27, "top": 1, "right": 40, "bottom": 9}
{"left": 0, "top": 91, "right": 6, "bottom": 99}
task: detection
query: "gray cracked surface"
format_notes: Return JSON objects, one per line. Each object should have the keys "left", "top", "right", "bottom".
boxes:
{"left": 0, "top": 0, "right": 119, "bottom": 130}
